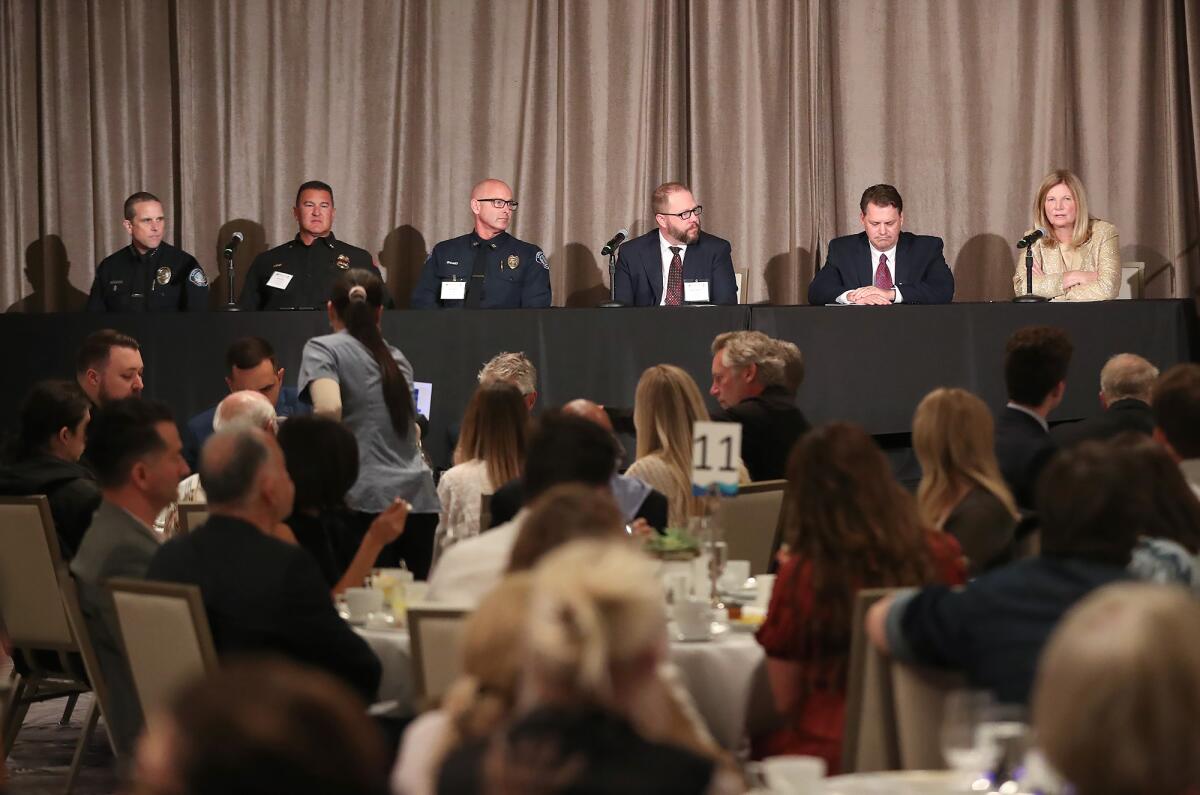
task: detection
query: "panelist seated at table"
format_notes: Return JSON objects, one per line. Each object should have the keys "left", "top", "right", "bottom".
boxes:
{"left": 88, "top": 191, "right": 209, "bottom": 312}
{"left": 1013, "top": 169, "right": 1121, "bottom": 302}
{"left": 613, "top": 182, "right": 738, "bottom": 307}
{"left": 239, "top": 180, "right": 386, "bottom": 311}
{"left": 410, "top": 179, "right": 551, "bottom": 309}
{"left": 807, "top": 184, "right": 955, "bottom": 306}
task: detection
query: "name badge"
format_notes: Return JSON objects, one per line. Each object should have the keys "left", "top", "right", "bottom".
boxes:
{"left": 266, "top": 272, "right": 294, "bottom": 290}
{"left": 440, "top": 280, "right": 466, "bottom": 300}
{"left": 684, "top": 281, "right": 710, "bottom": 303}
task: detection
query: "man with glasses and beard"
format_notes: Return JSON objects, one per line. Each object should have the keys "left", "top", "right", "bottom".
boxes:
{"left": 411, "top": 178, "right": 551, "bottom": 309}
{"left": 613, "top": 182, "right": 738, "bottom": 306}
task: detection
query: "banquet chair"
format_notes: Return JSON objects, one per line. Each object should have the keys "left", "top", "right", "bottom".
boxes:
{"left": 407, "top": 604, "right": 471, "bottom": 706}
{"left": 735, "top": 269, "right": 748, "bottom": 304}
{"left": 715, "top": 480, "right": 786, "bottom": 573}
{"left": 841, "top": 588, "right": 901, "bottom": 773}
{"left": 1118, "top": 262, "right": 1144, "bottom": 300}
{"left": 107, "top": 579, "right": 217, "bottom": 722}
{"left": 479, "top": 493, "right": 492, "bottom": 535}
{"left": 177, "top": 502, "right": 209, "bottom": 533}
{"left": 0, "top": 495, "right": 116, "bottom": 792}
{"left": 890, "top": 660, "right": 963, "bottom": 769}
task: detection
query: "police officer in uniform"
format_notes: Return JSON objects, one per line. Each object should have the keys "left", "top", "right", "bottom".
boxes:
{"left": 87, "top": 192, "right": 209, "bottom": 312}
{"left": 411, "top": 178, "right": 551, "bottom": 309}
{"left": 239, "top": 180, "right": 386, "bottom": 310}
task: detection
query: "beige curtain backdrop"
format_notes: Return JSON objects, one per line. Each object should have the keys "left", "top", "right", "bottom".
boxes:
{"left": 2, "top": 0, "right": 1198, "bottom": 311}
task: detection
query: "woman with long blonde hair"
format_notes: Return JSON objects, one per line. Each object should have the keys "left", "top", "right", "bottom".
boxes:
{"left": 627, "top": 364, "right": 746, "bottom": 527}
{"left": 433, "top": 381, "right": 529, "bottom": 553}
{"left": 1013, "top": 168, "right": 1121, "bottom": 301}
{"left": 913, "top": 388, "right": 1019, "bottom": 573}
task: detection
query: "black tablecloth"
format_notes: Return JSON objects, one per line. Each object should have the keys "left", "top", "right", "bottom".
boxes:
{"left": 1, "top": 301, "right": 1193, "bottom": 468}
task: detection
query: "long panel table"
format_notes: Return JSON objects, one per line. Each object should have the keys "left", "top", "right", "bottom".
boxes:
{"left": 0, "top": 301, "right": 1193, "bottom": 468}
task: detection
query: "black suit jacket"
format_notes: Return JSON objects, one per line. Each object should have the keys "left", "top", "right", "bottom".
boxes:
{"left": 488, "top": 478, "right": 669, "bottom": 532}
{"left": 613, "top": 230, "right": 738, "bottom": 306}
{"left": 1051, "top": 398, "right": 1155, "bottom": 448}
{"left": 994, "top": 407, "right": 1058, "bottom": 511}
{"left": 807, "top": 231, "right": 955, "bottom": 305}
{"left": 711, "top": 386, "right": 810, "bottom": 481}
{"left": 146, "top": 515, "right": 381, "bottom": 702}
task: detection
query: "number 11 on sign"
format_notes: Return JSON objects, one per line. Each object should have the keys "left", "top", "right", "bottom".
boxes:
{"left": 691, "top": 420, "right": 741, "bottom": 495}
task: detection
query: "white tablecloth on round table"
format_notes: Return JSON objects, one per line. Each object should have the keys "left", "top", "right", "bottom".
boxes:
{"left": 822, "top": 770, "right": 959, "bottom": 794}
{"left": 355, "top": 624, "right": 767, "bottom": 749}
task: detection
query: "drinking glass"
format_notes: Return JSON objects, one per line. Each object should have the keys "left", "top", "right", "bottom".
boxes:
{"left": 940, "top": 690, "right": 998, "bottom": 790}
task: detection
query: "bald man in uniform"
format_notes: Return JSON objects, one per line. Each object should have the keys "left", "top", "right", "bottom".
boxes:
{"left": 410, "top": 178, "right": 551, "bottom": 309}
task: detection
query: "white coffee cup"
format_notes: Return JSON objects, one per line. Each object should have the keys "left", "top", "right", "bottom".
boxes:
{"left": 762, "top": 755, "right": 825, "bottom": 794}
{"left": 344, "top": 587, "right": 383, "bottom": 623}
{"left": 721, "top": 559, "right": 751, "bottom": 590}
{"left": 673, "top": 597, "right": 712, "bottom": 641}
{"left": 754, "top": 573, "right": 777, "bottom": 609}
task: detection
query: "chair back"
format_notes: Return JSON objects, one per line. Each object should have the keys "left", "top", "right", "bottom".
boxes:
{"left": 1118, "top": 262, "right": 1145, "bottom": 299}
{"left": 407, "top": 603, "right": 471, "bottom": 705}
{"left": 107, "top": 578, "right": 218, "bottom": 719}
{"left": 177, "top": 502, "right": 209, "bottom": 533}
{"left": 735, "top": 269, "right": 748, "bottom": 303}
{"left": 842, "top": 588, "right": 901, "bottom": 773}
{"left": 0, "top": 496, "right": 76, "bottom": 652}
{"left": 715, "top": 480, "right": 786, "bottom": 573}
{"left": 891, "top": 661, "right": 964, "bottom": 769}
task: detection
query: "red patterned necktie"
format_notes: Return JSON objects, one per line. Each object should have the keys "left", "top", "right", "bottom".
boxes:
{"left": 874, "top": 253, "right": 893, "bottom": 290}
{"left": 664, "top": 246, "right": 684, "bottom": 305}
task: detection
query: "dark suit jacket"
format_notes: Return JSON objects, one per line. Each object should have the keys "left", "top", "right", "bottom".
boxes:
{"left": 1051, "top": 398, "right": 1155, "bottom": 448}
{"left": 146, "top": 514, "right": 381, "bottom": 702}
{"left": 807, "top": 231, "right": 955, "bottom": 305}
{"left": 488, "top": 478, "right": 669, "bottom": 532}
{"left": 994, "top": 407, "right": 1058, "bottom": 511}
{"left": 182, "top": 387, "right": 310, "bottom": 471}
{"left": 613, "top": 230, "right": 737, "bottom": 306}
{"left": 711, "top": 386, "right": 810, "bottom": 481}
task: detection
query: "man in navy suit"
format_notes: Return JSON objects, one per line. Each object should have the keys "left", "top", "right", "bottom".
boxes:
{"left": 612, "top": 182, "right": 738, "bottom": 306}
{"left": 808, "top": 184, "right": 955, "bottom": 305}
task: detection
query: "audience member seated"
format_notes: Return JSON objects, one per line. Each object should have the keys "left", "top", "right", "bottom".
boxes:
{"left": 1053, "top": 352, "right": 1158, "bottom": 448}
{"left": 866, "top": 442, "right": 1141, "bottom": 705}
{"left": 709, "top": 331, "right": 810, "bottom": 481}
{"left": 277, "top": 415, "right": 409, "bottom": 593}
{"left": 1033, "top": 583, "right": 1200, "bottom": 795}
{"left": 146, "top": 426, "right": 381, "bottom": 702}
{"left": 0, "top": 380, "right": 100, "bottom": 559}
{"left": 299, "top": 270, "right": 438, "bottom": 577}
{"left": 130, "top": 659, "right": 388, "bottom": 795}
{"left": 995, "top": 325, "right": 1073, "bottom": 509}
{"left": 182, "top": 335, "right": 310, "bottom": 469}
{"left": 437, "top": 540, "right": 741, "bottom": 795}
{"left": 754, "top": 423, "right": 966, "bottom": 772}
{"left": 488, "top": 398, "right": 669, "bottom": 531}
{"left": 445, "top": 351, "right": 540, "bottom": 460}
{"left": 74, "top": 328, "right": 144, "bottom": 409}
{"left": 506, "top": 484, "right": 627, "bottom": 572}
{"left": 1151, "top": 362, "right": 1200, "bottom": 498}
{"left": 1108, "top": 433, "right": 1200, "bottom": 592}
{"left": 69, "top": 397, "right": 188, "bottom": 755}
{"left": 626, "top": 364, "right": 748, "bottom": 528}
{"left": 433, "top": 381, "right": 528, "bottom": 554}
{"left": 426, "top": 412, "right": 619, "bottom": 604}
{"left": 159, "top": 390, "right": 278, "bottom": 535}
{"left": 913, "top": 388, "right": 1020, "bottom": 574}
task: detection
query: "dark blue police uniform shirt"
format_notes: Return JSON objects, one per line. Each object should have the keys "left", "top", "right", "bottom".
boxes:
{"left": 410, "top": 231, "right": 551, "bottom": 309}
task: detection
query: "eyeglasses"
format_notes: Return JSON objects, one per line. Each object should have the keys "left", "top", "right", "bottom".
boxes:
{"left": 477, "top": 198, "right": 519, "bottom": 210}
{"left": 659, "top": 205, "right": 703, "bottom": 221}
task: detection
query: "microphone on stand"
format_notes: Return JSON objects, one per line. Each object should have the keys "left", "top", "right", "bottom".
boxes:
{"left": 1016, "top": 228, "right": 1046, "bottom": 249}
{"left": 222, "top": 231, "right": 244, "bottom": 259}
{"left": 600, "top": 228, "right": 628, "bottom": 257}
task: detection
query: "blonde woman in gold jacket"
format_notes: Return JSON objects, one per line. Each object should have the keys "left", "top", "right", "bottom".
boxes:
{"left": 1013, "top": 169, "right": 1121, "bottom": 301}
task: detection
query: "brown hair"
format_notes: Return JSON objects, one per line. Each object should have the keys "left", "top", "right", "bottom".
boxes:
{"left": 1004, "top": 325, "right": 1073, "bottom": 406}
{"left": 453, "top": 381, "right": 529, "bottom": 491}
{"left": 651, "top": 181, "right": 689, "bottom": 214}
{"left": 1152, "top": 363, "right": 1200, "bottom": 459}
{"left": 1032, "top": 169, "right": 1093, "bottom": 249}
{"left": 1036, "top": 441, "right": 1142, "bottom": 566}
{"left": 507, "top": 484, "right": 625, "bottom": 572}
{"left": 328, "top": 270, "right": 414, "bottom": 436}
{"left": 1034, "top": 583, "right": 1200, "bottom": 795}
{"left": 123, "top": 191, "right": 161, "bottom": 221}
{"left": 859, "top": 184, "right": 903, "bottom": 214}
{"left": 75, "top": 328, "right": 140, "bottom": 374}
{"left": 782, "top": 423, "right": 935, "bottom": 683}
{"left": 1106, "top": 433, "right": 1200, "bottom": 554}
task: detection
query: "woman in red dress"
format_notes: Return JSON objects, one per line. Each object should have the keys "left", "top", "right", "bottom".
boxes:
{"left": 754, "top": 422, "right": 966, "bottom": 771}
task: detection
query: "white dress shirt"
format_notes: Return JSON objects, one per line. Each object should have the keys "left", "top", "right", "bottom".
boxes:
{"left": 425, "top": 509, "right": 528, "bottom": 605}
{"left": 837, "top": 241, "right": 903, "bottom": 304}
{"left": 1005, "top": 401, "right": 1050, "bottom": 432}
{"left": 658, "top": 232, "right": 688, "bottom": 305}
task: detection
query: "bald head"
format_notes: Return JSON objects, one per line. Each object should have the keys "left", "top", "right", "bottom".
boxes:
{"left": 470, "top": 179, "right": 514, "bottom": 239}
{"left": 563, "top": 399, "right": 613, "bottom": 433}
{"left": 198, "top": 427, "right": 293, "bottom": 522}
{"left": 214, "top": 390, "right": 277, "bottom": 433}
{"left": 1100, "top": 353, "right": 1159, "bottom": 405}
{"left": 471, "top": 179, "right": 510, "bottom": 200}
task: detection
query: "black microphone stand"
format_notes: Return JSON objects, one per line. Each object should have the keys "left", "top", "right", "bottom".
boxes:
{"left": 219, "top": 247, "right": 241, "bottom": 311}
{"left": 1012, "top": 243, "right": 1048, "bottom": 303}
{"left": 600, "top": 246, "right": 624, "bottom": 307}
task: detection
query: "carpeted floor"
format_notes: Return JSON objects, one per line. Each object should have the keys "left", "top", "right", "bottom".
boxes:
{"left": 4, "top": 693, "right": 120, "bottom": 795}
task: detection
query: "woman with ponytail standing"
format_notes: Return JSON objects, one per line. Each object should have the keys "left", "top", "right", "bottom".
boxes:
{"left": 298, "top": 270, "right": 439, "bottom": 577}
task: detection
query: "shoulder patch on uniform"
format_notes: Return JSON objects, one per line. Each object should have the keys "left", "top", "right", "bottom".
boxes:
{"left": 188, "top": 267, "right": 209, "bottom": 287}
{"left": 536, "top": 251, "right": 549, "bottom": 270}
